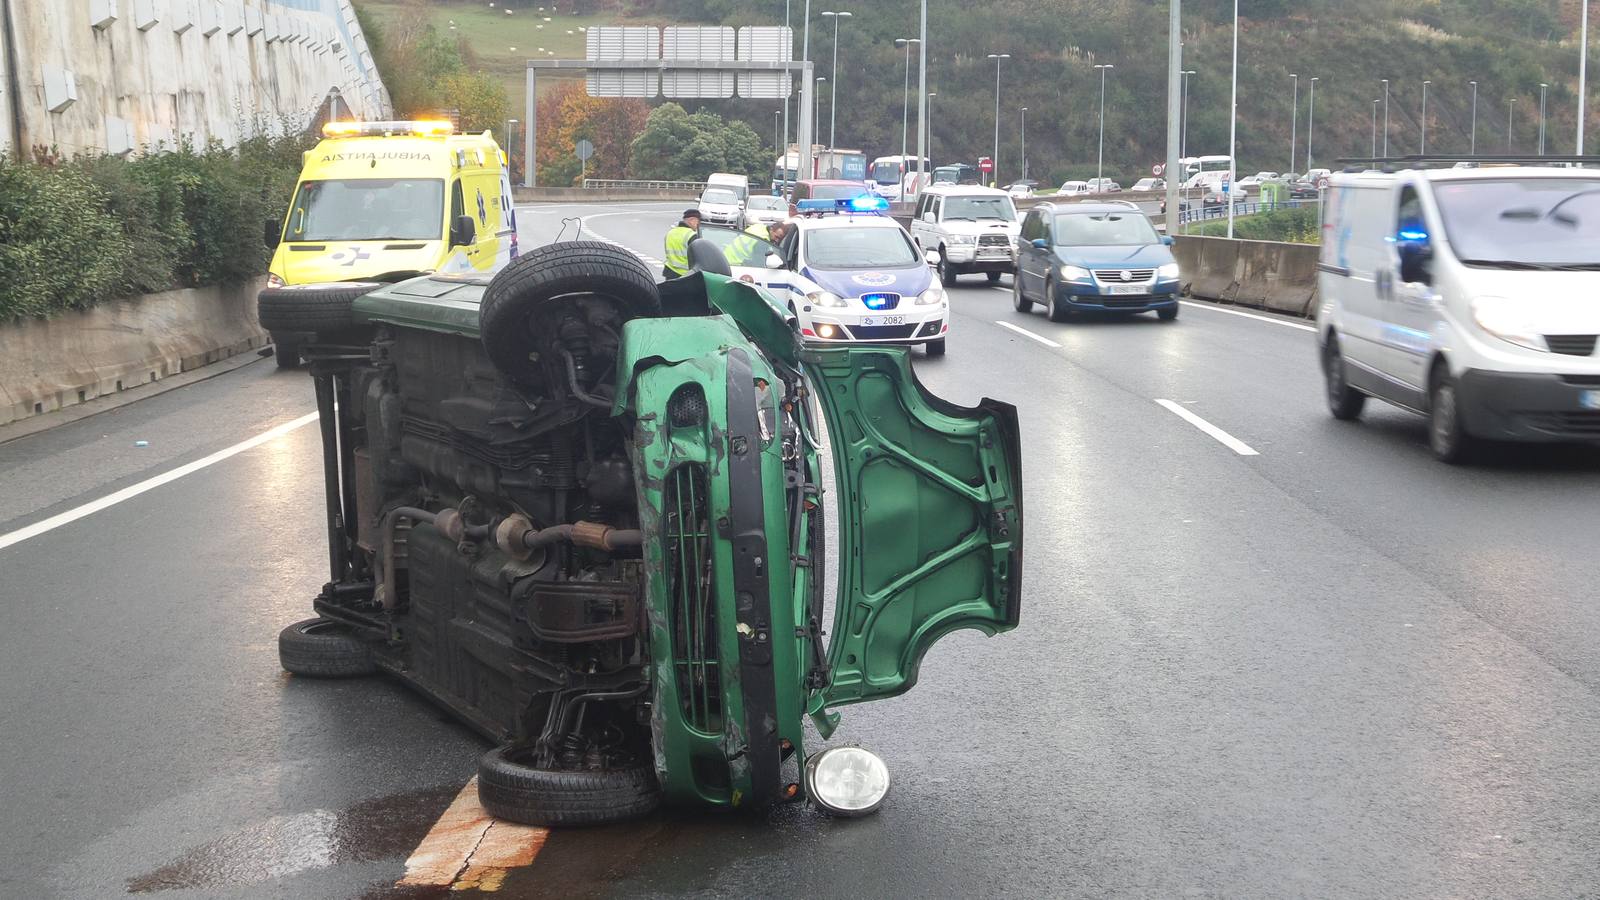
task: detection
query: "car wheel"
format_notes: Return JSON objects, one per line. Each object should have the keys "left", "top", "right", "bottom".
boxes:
{"left": 1046, "top": 279, "right": 1071, "bottom": 323}
{"left": 938, "top": 251, "right": 957, "bottom": 287}
{"left": 925, "top": 338, "right": 947, "bottom": 357}
{"left": 271, "top": 334, "right": 302, "bottom": 369}
{"left": 477, "top": 745, "right": 661, "bottom": 827}
{"left": 1429, "top": 365, "right": 1478, "bottom": 464}
{"left": 278, "top": 617, "right": 377, "bottom": 678}
{"left": 257, "top": 282, "right": 383, "bottom": 335}
{"left": 1012, "top": 273, "right": 1032, "bottom": 312}
{"left": 1323, "top": 336, "right": 1366, "bottom": 421}
{"left": 986, "top": 271, "right": 1002, "bottom": 285}
{"left": 1157, "top": 305, "right": 1179, "bottom": 322}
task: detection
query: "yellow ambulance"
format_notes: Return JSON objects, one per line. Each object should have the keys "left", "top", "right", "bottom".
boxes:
{"left": 268, "top": 120, "right": 518, "bottom": 289}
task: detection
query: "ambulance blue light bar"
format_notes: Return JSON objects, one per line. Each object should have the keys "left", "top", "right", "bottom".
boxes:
{"left": 795, "top": 195, "right": 890, "bottom": 214}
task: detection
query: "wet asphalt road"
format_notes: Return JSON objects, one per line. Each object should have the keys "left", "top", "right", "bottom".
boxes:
{"left": 1, "top": 201, "right": 1597, "bottom": 899}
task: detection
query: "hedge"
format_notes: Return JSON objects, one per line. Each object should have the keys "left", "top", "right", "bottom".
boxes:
{"left": 0, "top": 133, "right": 312, "bottom": 321}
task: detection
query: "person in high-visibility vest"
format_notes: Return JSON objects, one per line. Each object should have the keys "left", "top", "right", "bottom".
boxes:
{"left": 662, "top": 209, "right": 702, "bottom": 278}
{"left": 728, "top": 219, "right": 783, "bottom": 265}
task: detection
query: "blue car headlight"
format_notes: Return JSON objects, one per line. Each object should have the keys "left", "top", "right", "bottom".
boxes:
{"left": 1059, "top": 265, "right": 1091, "bottom": 280}
{"left": 1158, "top": 262, "right": 1181, "bottom": 280}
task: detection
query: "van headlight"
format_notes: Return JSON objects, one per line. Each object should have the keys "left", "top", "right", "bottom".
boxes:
{"left": 805, "top": 747, "right": 890, "bottom": 817}
{"left": 1471, "top": 296, "right": 1547, "bottom": 351}
{"left": 1158, "top": 263, "right": 1181, "bottom": 280}
{"left": 807, "top": 290, "right": 848, "bottom": 308}
{"left": 1060, "top": 265, "right": 1091, "bottom": 280}
{"left": 916, "top": 286, "right": 944, "bottom": 305}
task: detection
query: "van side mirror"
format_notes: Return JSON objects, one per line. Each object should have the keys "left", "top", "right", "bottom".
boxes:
{"left": 450, "top": 214, "right": 476, "bottom": 247}
{"left": 1030, "top": 238, "right": 1049, "bottom": 250}
{"left": 1399, "top": 241, "right": 1433, "bottom": 284}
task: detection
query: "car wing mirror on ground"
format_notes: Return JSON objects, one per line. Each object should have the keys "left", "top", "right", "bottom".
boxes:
{"left": 924, "top": 249, "right": 941, "bottom": 266}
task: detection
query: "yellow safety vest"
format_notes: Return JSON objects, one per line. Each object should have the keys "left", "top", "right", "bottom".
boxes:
{"left": 727, "top": 222, "right": 770, "bottom": 265}
{"left": 663, "top": 225, "right": 696, "bottom": 275}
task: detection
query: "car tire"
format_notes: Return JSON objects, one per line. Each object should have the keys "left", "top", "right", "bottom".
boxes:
{"left": 278, "top": 617, "right": 377, "bottom": 678}
{"left": 1429, "top": 364, "right": 1477, "bottom": 464}
{"left": 257, "top": 282, "right": 383, "bottom": 334}
{"left": 1323, "top": 336, "right": 1366, "bottom": 421}
{"left": 1046, "top": 279, "right": 1072, "bottom": 323}
{"left": 1012, "top": 273, "right": 1032, "bottom": 312}
{"left": 937, "top": 250, "right": 957, "bottom": 287}
{"left": 1157, "top": 305, "right": 1179, "bottom": 322}
{"left": 477, "top": 745, "right": 661, "bottom": 827}
{"left": 986, "top": 271, "right": 1002, "bottom": 285}
{"left": 479, "top": 241, "right": 659, "bottom": 389}
{"left": 272, "top": 334, "right": 302, "bottom": 369}
{"left": 925, "top": 338, "right": 947, "bottom": 357}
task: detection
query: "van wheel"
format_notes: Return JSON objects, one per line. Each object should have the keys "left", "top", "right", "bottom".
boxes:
{"left": 271, "top": 334, "right": 302, "bottom": 369}
{"left": 1429, "top": 366, "right": 1478, "bottom": 464}
{"left": 257, "top": 283, "right": 382, "bottom": 334}
{"left": 1323, "top": 336, "right": 1365, "bottom": 420}
{"left": 938, "top": 251, "right": 958, "bottom": 287}
{"left": 1012, "top": 273, "right": 1032, "bottom": 312}
{"left": 278, "top": 617, "right": 377, "bottom": 678}
{"left": 477, "top": 745, "right": 661, "bottom": 827}
{"left": 986, "top": 271, "right": 1002, "bottom": 285}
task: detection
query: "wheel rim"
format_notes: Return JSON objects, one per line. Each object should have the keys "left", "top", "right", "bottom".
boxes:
{"left": 300, "top": 619, "right": 354, "bottom": 637}
{"left": 1432, "top": 382, "right": 1457, "bottom": 452}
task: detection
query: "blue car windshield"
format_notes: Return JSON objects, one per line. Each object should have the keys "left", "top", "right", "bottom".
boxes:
{"left": 1053, "top": 212, "right": 1159, "bottom": 247}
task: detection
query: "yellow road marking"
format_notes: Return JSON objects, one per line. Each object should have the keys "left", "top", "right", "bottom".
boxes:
{"left": 398, "top": 777, "right": 549, "bottom": 892}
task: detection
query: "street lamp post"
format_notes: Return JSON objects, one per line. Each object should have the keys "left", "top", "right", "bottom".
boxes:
{"left": 820, "top": 10, "right": 851, "bottom": 156}
{"left": 1289, "top": 73, "right": 1298, "bottom": 174}
{"left": 1421, "top": 80, "right": 1431, "bottom": 154}
{"left": 813, "top": 75, "right": 826, "bottom": 175}
{"left": 1305, "top": 77, "right": 1318, "bottom": 171}
{"left": 1580, "top": 0, "right": 1590, "bottom": 154}
{"left": 1469, "top": 80, "right": 1479, "bottom": 154}
{"left": 1539, "top": 82, "right": 1548, "bottom": 154}
{"left": 927, "top": 91, "right": 937, "bottom": 161}
{"left": 1181, "top": 70, "right": 1196, "bottom": 161}
{"left": 1096, "top": 63, "right": 1114, "bottom": 187}
{"left": 895, "top": 38, "right": 919, "bottom": 164}
{"left": 987, "top": 53, "right": 1010, "bottom": 186}
{"left": 1227, "top": 0, "right": 1238, "bottom": 238}
{"left": 783, "top": 0, "right": 791, "bottom": 174}
{"left": 1371, "top": 100, "right": 1379, "bottom": 158}
{"left": 1508, "top": 97, "right": 1518, "bottom": 152}
{"left": 1020, "top": 106, "right": 1028, "bottom": 181}
{"left": 1381, "top": 78, "right": 1390, "bottom": 157}
{"left": 773, "top": 109, "right": 781, "bottom": 162}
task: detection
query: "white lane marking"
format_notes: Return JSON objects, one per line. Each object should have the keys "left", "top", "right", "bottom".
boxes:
{"left": 0, "top": 412, "right": 319, "bottom": 553}
{"left": 1155, "top": 399, "right": 1260, "bottom": 456}
{"left": 993, "top": 320, "right": 1062, "bottom": 348}
{"left": 1179, "top": 300, "right": 1317, "bottom": 332}
{"left": 398, "top": 776, "right": 548, "bottom": 891}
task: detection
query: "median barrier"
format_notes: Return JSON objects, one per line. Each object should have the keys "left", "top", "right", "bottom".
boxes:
{"left": 0, "top": 280, "right": 267, "bottom": 427}
{"left": 1173, "top": 235, "right": 1319, "bottom": 318}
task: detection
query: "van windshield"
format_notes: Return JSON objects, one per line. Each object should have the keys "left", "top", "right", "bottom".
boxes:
{"left": 1435, "top": 178, "right": 1600, "bottom": 268}
{"left": 1053, "top": 212, "right": 1159, "bottom": 246}
{"left": 285, "top": 178, "right": 445, "bottom": 242}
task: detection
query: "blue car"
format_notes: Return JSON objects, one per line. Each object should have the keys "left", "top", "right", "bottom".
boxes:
{"left": 1013, "top": 202, "right": 1182, "bottom": 322}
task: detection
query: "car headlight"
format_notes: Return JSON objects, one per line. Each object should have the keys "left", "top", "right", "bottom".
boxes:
{"left": 1471, "top": 296, "right": 1547, "bottom": 351}
{"left": 1158, "top": 262, "right": 1181, "bottom": 280}
{"left": 947, "top": 234, "right": 976, "bottom": 245}
{"left": 916, "top": 287, "right": 944, "bottom": 305}
{"left": 1059, "top": 265, "right": 1091, "bottom": 280}
{"left": 807, "top": 290, "right": 848, "bottom": 308}
{"left": 804, "top": 747, "right": 890, "bottom": 817}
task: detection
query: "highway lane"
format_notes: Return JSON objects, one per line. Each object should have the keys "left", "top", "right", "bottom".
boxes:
{"left": 0, "top": 200, "right": 1594, "bottom": 897}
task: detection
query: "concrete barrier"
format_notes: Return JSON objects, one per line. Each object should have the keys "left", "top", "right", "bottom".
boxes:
{"left": 514, "top": 188, "right": 698, "bottom": 204}
{"left": 1174, "top": 235, "right": 1319, "bottom": 318}
{"left": 0, "top": 280, "right": 268, "bottom": 427}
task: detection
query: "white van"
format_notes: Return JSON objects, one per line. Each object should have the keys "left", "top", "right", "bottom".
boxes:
{"left": 1317, "top": 166, "right": 1600, "bottom": 461}
{"left": 706, "top": 172, "right": 749, "bottom": 202}
{"left": 909, "top": 184, "right": 1020, "bottom": 286}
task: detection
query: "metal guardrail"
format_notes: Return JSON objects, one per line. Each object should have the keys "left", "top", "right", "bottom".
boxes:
{"left": 582, "top": 178, "right": 708, "bottom": 191}
{"left": 1177, "top": 198, "right": 1319, "bottom": 225}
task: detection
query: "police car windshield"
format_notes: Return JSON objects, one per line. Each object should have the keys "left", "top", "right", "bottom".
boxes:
{"left": 1436, "top": 178, "right": 1600, "bottom": 268}
{"left": 1053, "top": 212, "right": 1159, "bottom": 246}
{"left": 944, "top": 196, "right": 1017, "bottom": 221}
{"left": 806, "top": 227, "right": 919, "bottom": 269}
{"left": 286, "top": 178, "right": 445, "bottom": 242}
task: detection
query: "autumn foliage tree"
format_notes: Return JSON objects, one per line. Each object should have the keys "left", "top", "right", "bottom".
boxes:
{"left": 536, "top": 81, "right": 650, "bottom": 186}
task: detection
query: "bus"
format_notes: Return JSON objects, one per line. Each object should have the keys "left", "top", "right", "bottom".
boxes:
{"left": 772, "top": 145, "right": 869, "bottom": 194}
{"left": 1180, "top": 155, "right": 1234, "bottom": 189}
{"left": 869, "top": 154, "right": 932, "bottom": 201}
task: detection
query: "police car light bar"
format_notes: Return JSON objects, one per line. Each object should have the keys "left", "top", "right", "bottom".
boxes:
{"left": 321, "top": 120, "right": 456, "bottom": 138}
{"left": 795, "top": 195, "right": 890, "bottom": 214}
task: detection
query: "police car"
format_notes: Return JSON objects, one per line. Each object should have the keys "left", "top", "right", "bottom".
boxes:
{"left": 698, "top": 196, "right": 950, "bottom": 355}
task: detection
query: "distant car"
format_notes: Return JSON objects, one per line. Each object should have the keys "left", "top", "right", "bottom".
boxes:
{"left": 744, "top": 194, "right": 788, "bottom": 228}
{"left": 1058, "top": 180, "right": 1093, "bottom": 197}
{"left": 1086, "top": 178, "right": 1122, "bottom": 194}
{"left": 1013, "top": 201, "right": 1180, "bottom": 322}
{"left": 1289, "top": 180, "right": 1322, "bottom": 200}
{"left": 1238, "top": 171, "right": 1279, "bottom": 188}
{"left": 1005, "top": 180, "right": 1038, "bottom": 198}
{"left": 697, "top": 187, "right": 744, "bottom": 228}
{"left": 1131, "top": 177, "right": 1166, "bottom": 192}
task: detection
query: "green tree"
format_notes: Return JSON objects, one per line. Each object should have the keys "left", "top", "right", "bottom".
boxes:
{"left": 630, "top": 104, "right": 772, "bottom": 182}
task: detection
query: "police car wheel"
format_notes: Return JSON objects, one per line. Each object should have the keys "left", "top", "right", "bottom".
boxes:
{"left": 924, "top": 339, "right": 947, "bottom": 357}
{"left": 257, "top": 283, "right": 383, "bottom": 335}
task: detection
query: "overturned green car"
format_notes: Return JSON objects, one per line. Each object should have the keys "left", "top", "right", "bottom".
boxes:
{"left": 266, "top": 240, "right": 1022, "bottom": 823}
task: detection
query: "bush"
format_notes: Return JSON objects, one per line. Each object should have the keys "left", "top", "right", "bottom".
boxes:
{"left": 1189, "top": 206, "right": 1321, "bottom": 244}
{"left": 0, "top": 160, "right": 129, "bottom": 318}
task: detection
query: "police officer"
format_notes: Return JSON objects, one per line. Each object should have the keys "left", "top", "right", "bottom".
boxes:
{"left": 728, "top": 219, "right": 782, "bottom": 265}
{"left": 663, "top": 209, "right": 701, "bottom": 278}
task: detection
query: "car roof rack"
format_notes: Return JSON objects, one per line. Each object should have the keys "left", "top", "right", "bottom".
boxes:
{"left": 1334, "top": 154, "right": 1600, "bottom": 173}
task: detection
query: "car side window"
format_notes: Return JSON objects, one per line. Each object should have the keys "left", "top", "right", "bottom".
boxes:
{"left": 914, "top": 193, "right": 930, "bottom": 219}
{"left": 450, "top": 179, "right": 466, "bottom": 227}
{"left": 1021, "top": 211, "right": 1041, "bottom": 242}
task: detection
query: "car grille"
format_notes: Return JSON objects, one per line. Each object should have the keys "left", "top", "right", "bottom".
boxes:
{"left": 1094, "top": 269, "right": 1156, "bottom": 283}
{"left": 1099, "top": 296, "right": 1157, "bottom": 308}
{"left": 859, "top": 293, "right": 901, "bottom": 310}
{"left": 845, "top": 324, "right": 918, "bottom": 340}
{"left": 1526, "top": 412, "right": 1600, "bottom": 436}
{"left": 978, "top": 234, "right": 1011, "bottom": 247}
{"left": 665, "top": 462, "right": 721, "bottom": 734}
{"left": 1546, "top": 334, "right": 1598, "bottom": 356}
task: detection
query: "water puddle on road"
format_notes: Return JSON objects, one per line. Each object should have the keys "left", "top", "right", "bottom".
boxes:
{"left": 125, "top": 783, "right": 460, "bottom": 894}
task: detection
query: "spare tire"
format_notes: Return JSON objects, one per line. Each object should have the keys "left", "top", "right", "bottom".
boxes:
{"left": 257, "top": 282, "right": 383, "bottom": 334}
{"left": 479, "top": 242, "right": 659, "bottom": 389}
{"left": 477, "top": 744, "right": 661, "bottom": 827}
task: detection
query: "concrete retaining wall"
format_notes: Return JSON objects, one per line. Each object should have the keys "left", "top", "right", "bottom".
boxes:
{"left": 0, "top": 280, "right": 268, "bottom": 427}
{"left": 1173, "top": 235, "right": 1319, "bottom": 317}
{"left": 513, "top": 187, "right": 698, "bottom": 204}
